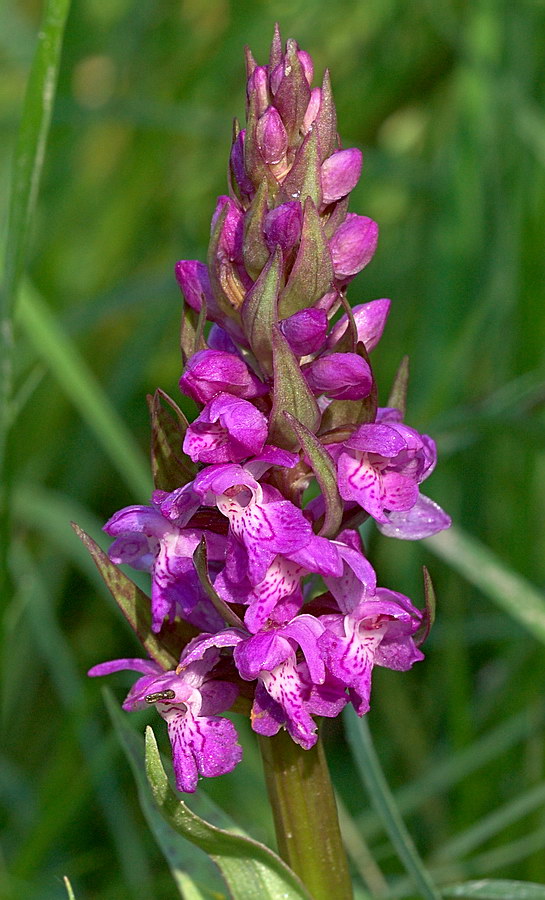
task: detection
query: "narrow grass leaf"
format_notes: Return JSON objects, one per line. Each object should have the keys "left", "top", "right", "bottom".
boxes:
{"left": 63, "top": 876, "right": 77, "bottom": 900}
{"left": 442, "top": 880, "right": 545, "bottom": 899}
{"left": 345, "top": 709, "right": 442, "bottom": 900}
{"left": 18, "top": 281, "right": 151, "bottom": 499}
{"left": 144, "top": 726, "right": 313, "bottom": 900}
{"left": 425, "top": 525, "right": 545, "bottom": 644}
{"left": 106, "top": 691, "right": 224, "bottom": 900}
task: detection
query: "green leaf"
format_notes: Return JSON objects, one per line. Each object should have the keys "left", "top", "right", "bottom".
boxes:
{"left": 147, "top": 389, "right": 197, "bottom": 492}
{"left": 345, "top": 710, "right": 442, "bottom": 900}
{"left": 442, "top": 880, "right": 545, "bottom": 899}
{"left": 105, "top": 690, "right": 226, "bottom": 900}
{"left": 242, "top": 180, "right": 270, "bottom": 280}
{"left": 71, "top": 524, "right": 196, "bottom": 669}
{"left": 425, "top": 524, "right": 545, "bottom": 645}
{"left": 193, "top": 538, "right": 244, "bottom": 629}
{"left": 278, "top": 197, "right": 333, "bottom": 318}
{"left": 268, "top": 325, "right": 320, "bottom": 449}
{"left": 414, "top": 566, "right": 436, "bottom": 647}
{"left": 241, "top": 248, "right": 282, "bottom": 377}
{"left": 314, "top": 69, "right": 337, "bottom": 162}
{"left": 280, "top": 128, "right": 322, "bottom": 211}
{"left": 18, "top": 281, "right": 151, "bottom": 499}
{"left": 63, "top": 876, "right": 77, "bottom": 900}
{"left": 3, "top": 0, "right": 71, "bottom": 317}
{"left": 284, "top": 411, "right": 343, "bottom": 538}
{"left": 387, "top": 355, "right": 410, "bottom": 417}
{"left": 144, "top": 726, "right": 313, "bottom": 900}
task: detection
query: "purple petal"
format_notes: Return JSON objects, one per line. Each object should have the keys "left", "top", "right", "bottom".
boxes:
{"left": 180, "top": 349, "right": 268, "bottom": 405}
{"left": 321, "top": 148, "right": 363, "bottom": 204}
{"left": 210, "top": 196, "right": 244, "bottom": 262}
{"left": 104, "top": 505, "right": 169, "bottom": 539}
{"left": 241, "top": 500, "right": 312, "bottom": 554}
{"left": 199, "top": 680, "right": 239, "bottom": 716}
{"left": 344, "top": 423, "right": 407, "bottom": 456}
{"left": 257, "top": 106, "right": 288, "bottom": 165}
{"left": 281, "top": 614, "right": 325, "bottom": 684}
{"left": 330, "top": 214, "right": 378, "bottom": 280}
{"left": 328, "top": 298, "right": 391, "bottom": 352}
{"left": 264, "top": 202, "right": 302, "bottom": 252}
{"left": 108, "top": 534, "right": 156, "bottom": 570}
{"left": 337, "top": 453, "right": 388, "bottom": 522}
{"left": 234, "top": 631, "right": 292, "bottom": 680}
{"left": 259, "top": 660, "right": 318, "bottom": 749}
{"left": 174, "top": 260, "right": 213, "bottom": 312}
{"left": 377, "top": 494, "right": 451, "bottom": 540}
{"left": 183, "top": 394, "right": 268, "bottom": 464}
{"left": 279, "top": 307, "right": 328, "bottom": 356}
{"left": 207, "top": 324, "right": 239, "bottom": 354}
{"left": 166, "top": 709, "right": 242, "bottom": 792}
{"left": 88, "top": 658, "right": 161, "bottom": 678}
{"left": 304, "top": 352, "right": 373, "bottom": 400}
{"left": 381, "top": 471, "right": 420, "bottom": 511}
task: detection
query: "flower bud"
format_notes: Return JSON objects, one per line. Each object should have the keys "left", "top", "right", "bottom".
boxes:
{"left": 264, "top": 201, "right": 302, "bottom": 252}
{"left": 304, "top": 352, "right": 373, "bottom": 400}
{"left": 179, "top": 349, "right": 268, "bottom": 405}
{"left": 321, "top": 148, "right": 363, "bottom": 204}
{"left": 247, "top": 65, "right": 269, "bottom": 117}
{"left": 256, "top": 106, "right": 288, "bottom": 165}
{"left": 279, "top": 308, "right": 328, "bottom": 356}
{"left": 330, "top": 214, "right": 378, "bottom": 281}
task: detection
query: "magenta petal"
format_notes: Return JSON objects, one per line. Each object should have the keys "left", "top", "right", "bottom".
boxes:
{"left": 330, "top": 214, "right": 378, "bottom": 280}
{"left": 167, "top": 709, "right": 242, "bottom": 792}
{"left": 174, "top": 260, "right": 213, "bottom": 312}
{"left": 104, "top": 505, "right": 169, "bottom": 539}
{"left": 377, "top": 493, "right": 452, "bottom": 540}
{"left": 382, "top": 471, "right": 419, "bottom": 511}
{"left": 321, "top": 148, "right": 363, "bottom": 203}
{"left": 108, "top": 534, "right": 155, "bottom": 570}
{"left": 243, "top": 500, "right": 312, "bottom": 553}
{"left": 304, "top": 352, "right": 373, "bottom": 400}
{"left": 344, "top": 423, "right": 407, "bottom": 456}
{"left": 88, "top": 658, "right": 161, "bottom": 678}
{"left": 328, "top": 298, "right": 391, "bottom": 352}
{"left": 183, "top": 394, "right": 268, "bottom": 464}
{"left": 180, "top": 349, "right": 268, "bottom": 405}
{"left": 264, "top": 202, "right": 302, "bottom": 252}
{"left": 257, "top": 106, "right": 288, "bottom": 165}
{"left": 279, "top": 307, "right": 328, "bottom": 356}
{"left": 337, "top": 453, "right": 387, "bottom": 522}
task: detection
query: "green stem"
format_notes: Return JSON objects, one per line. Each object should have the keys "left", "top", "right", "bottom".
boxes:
{"left": 258, "top": 729, "right": 353, "bottom": 900}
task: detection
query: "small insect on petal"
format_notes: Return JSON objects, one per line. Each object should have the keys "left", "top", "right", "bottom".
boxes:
{"left": 146, "top": 690, "right": 176, "bottom": 703}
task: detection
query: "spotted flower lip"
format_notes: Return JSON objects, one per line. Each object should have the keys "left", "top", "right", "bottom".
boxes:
{"left": 335, "top": 420, "right": 448, "bottom": 536}
{"left": 88, "top": 652, "right": 241, "bottom": 792}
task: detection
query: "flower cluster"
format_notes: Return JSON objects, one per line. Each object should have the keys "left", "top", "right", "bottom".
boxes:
{"left": 89, "top": 27, "right": 450, "bottom": 793}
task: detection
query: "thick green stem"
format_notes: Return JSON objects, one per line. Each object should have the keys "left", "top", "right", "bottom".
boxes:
{"left": 258, "top": 728, "right": 353, "bottom": 900}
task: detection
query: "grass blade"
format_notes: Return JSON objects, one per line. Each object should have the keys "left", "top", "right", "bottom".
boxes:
{"left": 18, "top": 281, "right": 151, "bottom": 499}
{"left": 345, "top": 709, "right": 442, "bottom": 900}
{"left": 425, "top": 525, "right": 545, "bottom": 645}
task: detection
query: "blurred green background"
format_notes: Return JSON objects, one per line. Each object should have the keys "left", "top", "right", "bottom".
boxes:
{"left": 3, "top": 0, "right": 545, "bottom": 897}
